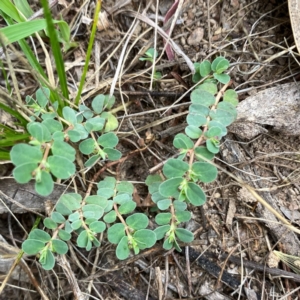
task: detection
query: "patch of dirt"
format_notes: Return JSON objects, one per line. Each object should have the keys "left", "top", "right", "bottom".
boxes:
{"left": 1, "top": 0, "right": 300, "bottom": 299}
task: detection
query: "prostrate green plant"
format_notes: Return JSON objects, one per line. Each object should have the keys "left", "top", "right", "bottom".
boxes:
{"left": 22, "top": 177, "right": 156, "bottom": 269}
{"left": 10, "top": 89, "right": 120, "bottom": 196}
{"left": 139, "top": 48, "right": 162, "bottom": 80}
{"left": 14, "top": 56, "right": 237, "bottom": 270}
{"left": 146, "top": 56, "right": 238, "bottom": 250}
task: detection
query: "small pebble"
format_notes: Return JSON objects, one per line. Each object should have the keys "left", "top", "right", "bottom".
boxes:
{"left": 187, "top": 27, "right": 204, "bottom": 45}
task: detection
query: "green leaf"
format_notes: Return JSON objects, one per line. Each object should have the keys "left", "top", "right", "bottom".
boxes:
{"left": 163, "top": 158, "right": 189, "bottom": 179}
{"left": 51, "top": 211, "right": 66, "bottom": 223}
{"left": 22, "top": 239, "right": 45, "bottom": 255}
{"left": 209, "top": 109, "right": 235, "bottom": 126}
{"left": 205, "top": 126, "right": 222, "bottom": 138}
{"left": 40, "top": 249, "right": 55, "bottom": 270}
{"left": 149, "top": 182, "right": 162, "bottom": 194}
{"left": 52, "top": 131, "right": 64, "bottom": 141}
{"left": 217, "top": 102, "right": 237, "bottom": 119}
{"left": 190, "top": 89, "right": 215, "bottom": 107}
{"left": 10, "top": 143, "right": 42, "bottom": 166}
{"left": 104, "top": 148, "right": 122, "bottom": 160}
{"left": 85, "top": 195, "right": 107, "bottom": 208}
{"left": 134, "top": 229, "right": 156, "bottom": 249}
{"left": 63, "top": 107, "right": 77, "bottom": 125}
{"left": 84, "top": 154, "right": 100, "bottom": 167}
{"left": 93, "top": 239, "right": 101, "bottom": 247}
{"left": 92, "top": 94, "right": 105, "bottom": 114}
{"left": 64, "top": 221, "right": 73, "bottom": 233}
{"left": 79, "top": 104, "right": 93, "bottom": 120}
{"left": 71, "top": 219, "right": 82, "bottom": 230}
{"left": 173, "top": 200, "right": 187, "bottom": 211}
{"left": 163, "top": 238, "right": 174, "bottom": 250}
{"left": 29, "top": 229, "right": 51, "bottom": 242}
{"left": 116, "top": 236, "right": 130, "bottom": 260}
{"left": 146, "top": 48, "right": 158, "bottom": 58}
{"left": 35, "top": 87, "right": 50, "bottom": 107}
{"left": 79, "top": 139, "right": 95, "bottom": 155}
{"left": 194, "top": 146, "right": 215, "bottom": 161}
{"left": 103, "top": 95, "right": 115, "bottom": 109}
{"left": 155, "top": 213, "right": 172, "bottom": 225}
{"left": 58, "top": 229, "right": 71, "bottom": 241}
{"left": 113, "top": 194, "right": 131, "bottom": 205}
{"left": 103, "top": 211, "right": 117, "bottom": 223}
{"left": 48, "top": 155, "right": 75, "bottom": 179}
{"left": 126, "top": 213, "right": 149, "bottom": 230}
{"left": 192, "top": 72, "right": 201, "bottom": 83}
{"left": 215, "top": 58, "right": 230, "bottom": 74}
{"left": 189, "top": 103, "right": 210, "bottom": 117}
{"left": 85, "top": 218, "right": 97, "bottom": 225}
{"left": 52, "top": 239, "right": 68, "bottom": 254}
{"left": 67, "top": 130, "right": 82, "bottom": 142}
{"left": 185, "top": 125, "right": 202, "bottom": 139}
{"left": 151, "top": 191, "right": 165, "bottom": 203}
{"left": 117, "top": 181, "right": 134, "bottom": 194}
{"left": 97, "top": 188, "right": 114, "bottom": 199}
{"left": 107, "top": 223, "right": 126, "bottom": 244}
{"left": 119, "top": 201, "right": 136, "bottom": 215}
{"left": 199, "top": 60, "right": 211, "bottom": 77}
{"left": 175, "top": 228, "right": 194, "bottom": 243}
{"left": 73, "top": 123, "right": 88, "bottom": 139}
{"left": 187, "top": 112, "right": 207, "bottom": 127}
{"left": 105, "top": 200, "right": 114, "bottom": 213}
{"left": 211, "top": 57, "right": 226, "bottom": 72}
{"left": 157, "top": 199, "right": 172, "bottom": 210}
{"left": 223, "top": 89, "right": 238, "bottom": 106}
{"left": 55, "top": 201, "right": 72, "bottom": 215}
{"left": 89, "top": 221, "right": 106, "bottom": 233}
{"left": 154, "top": 225, "right": 170, "bottom": 240}
{"left": 173, "top": 133, "right": 193, "bottom": 150}
{"left": 196, "top": 82, "right": 217, "bottom": 95}
{"left": 13, "top": 162, "right": 36, "bottom": 183}
{"left": 82, "top": 204, "right": 104, "bottom": 219}
{"left": 97, "top": 132, "right": 118, "bottom": 148}
{"left": 206, "top": 139, "right": 220, "bottom": 154}
{"left": 159, "top": 177, "right": 182, "bottom": 197}
{"left": 85, "top": 116, "right": 105, "bottom": 132}
{"left": 52, "top": 141, "right": 76, "bottom": 162}
{"left": 208, "top": 120, "right": 227, "bottom": 137}
{"left": 35, "top": 171, "right": 54, "bottom": 196}
{"left": 213, "top": 73, "right": 230, "bottom": 84}
{"left": 44, "top": 217, "right": 57, "bottom": 229}
{"left": 98, "top": 176, "right": 116, "bottom": 188}
{"left": 59, "top": 193, "right": 82, "bottom": 211}
{"left": 77, "top": 230, "right": 89, "bottom": 248}
{"left": 0, "top": 15, "right": 46, "bottom": 40}
{"left": 175, "top": 211, "right": 191, "bottom": 222}
{"left": 185, "top": 182, "right": 206, "bottom": 206}
{"left": 42, "top": 119, "right": 63, "bottom": 134}
{"left": 101, "top": 112, "right": 118, "bottom": 132}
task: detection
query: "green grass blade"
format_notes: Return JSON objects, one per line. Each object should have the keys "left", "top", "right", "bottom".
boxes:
{"left": 0, "top": 13, "right": 47, "bottom": 79}
{"left": 0, "top": 19, "right": 47, "bottom": 45}
{"left": 14, "top": 0, "right": 33, "bottom": 19}
{"left": 0, "top": 132, "right": 30, "bottom": 147}
{"left": 0, "top": 0, "right": 25, "bottom": 22}
{"left": 75, "top": 0, "right": 102, "bottom": 105}
{"left": 0, "top": 150, "right": 10, "bottom": 160}
{"left": 40, "top": 0, "right": 68, "bottom": 104}
{"left": 0, "top": 58, "right": 11, "bottom": 92}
